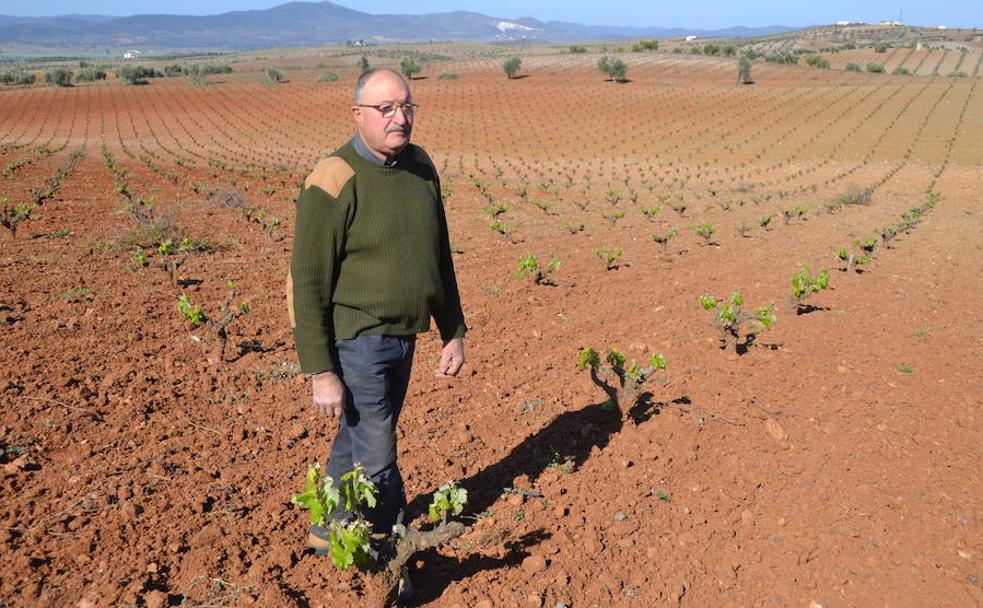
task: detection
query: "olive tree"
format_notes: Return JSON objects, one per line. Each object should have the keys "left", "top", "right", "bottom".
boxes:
{"left": 598, "top": 56, "right": 628, "bottom": 82}
{"left": 503, "top": 56, "right": 522, "bottom": 79}
{"left": 400, "top": 57, "right": 421, "bottom": 79}
{"left": 44, "top": 68, "right": 73, "bottom": 87}
{"left": 738, "top": 55, "right": 753, "bottom": 84}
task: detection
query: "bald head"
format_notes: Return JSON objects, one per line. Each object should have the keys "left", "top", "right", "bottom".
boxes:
{"left": 353, "top": 68, "right": 410, "bottom": 104}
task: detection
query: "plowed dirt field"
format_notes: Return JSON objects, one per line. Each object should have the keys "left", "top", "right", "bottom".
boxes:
{"left": 1, "top": 46, "right": 981, "bottom": 607}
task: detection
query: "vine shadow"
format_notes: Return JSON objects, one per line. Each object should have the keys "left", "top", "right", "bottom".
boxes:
{"left": 234, "top": 338, "right": 285, "bottom": 358}
{"left": 794, "top": 304, "right": 830, "bottom": 316}
{"left": 627, "top": 393, "right": 691, "bottom": 423}
{"left": 738, "top": 338, "right": 782, "bottom": 354}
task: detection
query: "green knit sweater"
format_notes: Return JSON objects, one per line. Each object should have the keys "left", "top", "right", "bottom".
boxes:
{"left": 289, "top": 142, "right": 467, "bottom": 374}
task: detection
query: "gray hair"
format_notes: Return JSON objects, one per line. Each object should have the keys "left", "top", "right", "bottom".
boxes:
{"left": 353, "top": 68, "right": 410, "bottom": 104}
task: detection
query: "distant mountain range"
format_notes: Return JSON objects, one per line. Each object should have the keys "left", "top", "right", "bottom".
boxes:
{"left": 0, "top": 2, "right": 796, "bottom": 52}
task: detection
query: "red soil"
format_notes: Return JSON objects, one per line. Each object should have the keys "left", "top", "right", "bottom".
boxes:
{"left": 1, "top": 48, "right": 981, "bottom": 607}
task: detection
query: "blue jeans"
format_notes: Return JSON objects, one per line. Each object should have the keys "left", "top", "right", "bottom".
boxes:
{"left": 325, "top": 334, "right": 416, "bottom": 534}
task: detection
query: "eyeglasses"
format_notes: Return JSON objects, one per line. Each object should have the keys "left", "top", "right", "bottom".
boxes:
{"left": 356, "top": 102, "right": 418, "bottom": 118}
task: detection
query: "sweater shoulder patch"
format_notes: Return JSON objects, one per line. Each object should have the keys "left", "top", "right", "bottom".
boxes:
{"left": 305, "top": 157, "right": 355, "bottom": 198}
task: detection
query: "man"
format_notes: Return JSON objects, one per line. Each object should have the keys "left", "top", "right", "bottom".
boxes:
{"left": 287, "top": 67, "right": 467, "bottom": 567}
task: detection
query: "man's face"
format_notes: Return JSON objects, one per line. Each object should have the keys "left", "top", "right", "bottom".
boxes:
{"left": 353, "top": 72, "right": 413, "bottom": 161}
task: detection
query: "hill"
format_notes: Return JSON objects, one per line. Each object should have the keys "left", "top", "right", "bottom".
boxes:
{"left": 0, "top": 1, "right": 795, "bottom": 53}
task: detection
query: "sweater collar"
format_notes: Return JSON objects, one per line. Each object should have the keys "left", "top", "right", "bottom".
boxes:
{"left": 351, "top": 132, "right": 400, "bottom": 167}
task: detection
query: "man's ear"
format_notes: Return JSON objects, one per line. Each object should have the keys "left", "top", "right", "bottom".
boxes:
{"left": 352, "top": 106, "right": 366, "bottom": 131}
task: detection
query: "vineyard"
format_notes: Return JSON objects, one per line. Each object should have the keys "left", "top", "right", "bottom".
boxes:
{"left": 1, "top": 31, "right": 982, "bottom": 608}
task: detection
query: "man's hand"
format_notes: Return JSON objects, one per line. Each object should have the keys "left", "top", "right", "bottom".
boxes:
{"left": 435, "top": 338, "right": 465, "bottom": 378}
{"left": 311, "top": 371, "right": 346, "bottom": 418}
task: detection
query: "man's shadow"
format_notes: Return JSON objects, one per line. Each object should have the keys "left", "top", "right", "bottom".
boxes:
{"left": 405, "top": 392, "right": 687, "bottom": 600}
{"left": 409, "top": 529, "right": 550, "bottom": 605}
{"left": 408, "top": 398, "right": 624, "bottom": 519}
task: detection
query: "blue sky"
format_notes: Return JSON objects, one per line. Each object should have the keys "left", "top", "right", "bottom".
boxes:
{"left": 6, "top": 1, "right": 980, "bottom": 28}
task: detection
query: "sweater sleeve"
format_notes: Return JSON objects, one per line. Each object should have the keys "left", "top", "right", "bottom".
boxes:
{"left": 431, "top": 177, "right": 468, "bottom": 342}
{"left": 290, "top": 185, "right": 352, "bottom": 373}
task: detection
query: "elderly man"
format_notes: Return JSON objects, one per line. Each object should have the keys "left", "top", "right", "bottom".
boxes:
{"left": 288, "top": 68, "right": 467, "bottom": 561}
